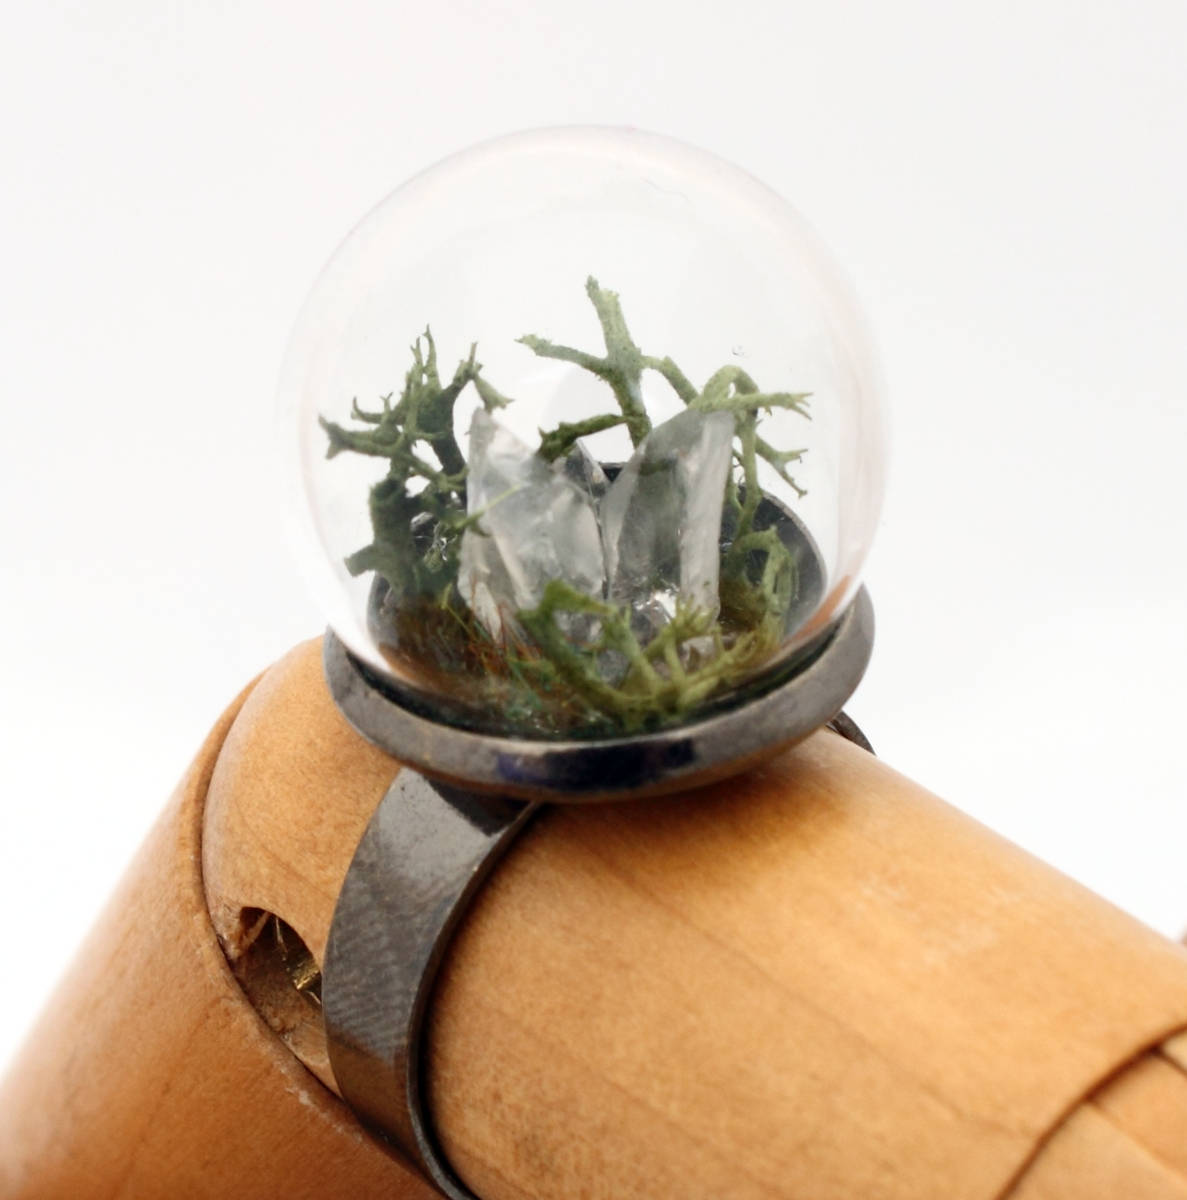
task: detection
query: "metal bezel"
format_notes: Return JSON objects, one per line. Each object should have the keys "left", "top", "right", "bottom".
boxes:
{"left": 323, "top": 586, "right": 873, "bottom": 803}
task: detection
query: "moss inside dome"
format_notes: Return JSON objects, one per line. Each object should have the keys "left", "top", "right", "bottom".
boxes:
{"left": 320, "top": 277, "right": 823, "bottom": 738}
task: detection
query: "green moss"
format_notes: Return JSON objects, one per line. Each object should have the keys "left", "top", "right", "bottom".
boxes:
{"left": 322, "top": 280, "right": 811, "bottom": 736}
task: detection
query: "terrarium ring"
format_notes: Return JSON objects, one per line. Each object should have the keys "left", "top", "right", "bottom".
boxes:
{"left": 279, "top": 126, "right": 886, "bottom": 1199}
{"left": 281, "top": 127, "right": 886, "bottom": 740}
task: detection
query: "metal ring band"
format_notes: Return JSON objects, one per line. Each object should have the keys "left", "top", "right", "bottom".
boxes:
{"left": 324, "top": 715, "right": 873, "bottom": 1198}
{"left": 324, "top": 773, "right": 537, "bottom": 1198}
{"left": 826, "top": 709, "right": 874, "bottom": 755}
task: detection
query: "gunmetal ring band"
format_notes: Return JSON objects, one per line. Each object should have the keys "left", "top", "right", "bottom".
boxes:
{"left": 322, "top": 589, "right": 874, "bottom": 1199}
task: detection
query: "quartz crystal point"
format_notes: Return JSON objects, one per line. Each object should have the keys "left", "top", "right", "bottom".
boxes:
{"left": 458, "top": 410, "right": 605, "bottom": 639}
{"left": 599, "top": 408, "right": 735, "bottom": 638}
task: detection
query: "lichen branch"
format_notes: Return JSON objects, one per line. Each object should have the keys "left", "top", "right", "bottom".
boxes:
{"left": 518, "top": 581, "right": 784, "bottom": 731}
{"left": 520, "top": 277, "right": 653, "bottom": 447}
{"left": 324, "top": 279, "right": 817, "bottom": 738}
{"left": 528, "top": 283, "right": 810, "bottom": 496}
{"left": 537, "top": 414, "right": 628, "bottom": 462}
{"left": 319, "top": 329, "right": 498, "bottom": 601}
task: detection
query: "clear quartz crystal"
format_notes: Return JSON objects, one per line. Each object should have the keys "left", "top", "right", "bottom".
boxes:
{"left": 599, "top": 409, "right": 735, "bottom": 640}
{"left": 458, "top": 410, "right": 605, "bottom": 639}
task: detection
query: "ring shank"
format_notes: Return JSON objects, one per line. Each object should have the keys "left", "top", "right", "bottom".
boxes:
{"left": 324, "top": 772, "right": 537, "bottom": 1198}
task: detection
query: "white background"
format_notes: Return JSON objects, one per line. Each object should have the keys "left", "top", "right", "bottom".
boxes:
{"left": 2, "top": 1, "right": 1186, "bottom": 1075}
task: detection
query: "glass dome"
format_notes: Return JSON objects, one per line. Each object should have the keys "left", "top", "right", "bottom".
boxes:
{"left": 279, "top": 127, "right": 886, "bottom": 739}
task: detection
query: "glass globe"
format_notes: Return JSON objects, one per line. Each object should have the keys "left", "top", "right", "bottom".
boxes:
{"left": 279, "top": 127, "right": 886, "bottom": 739}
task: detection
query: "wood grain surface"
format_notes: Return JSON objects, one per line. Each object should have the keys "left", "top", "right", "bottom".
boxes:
{"left": 6, "top": 637, "right": 1187, "bottom": 1198}
{"left": 204, "top": 641, "right": 1187, "bottom": 1199}
{"left": 0, "top": 673, "right": 430, "bottom": 1200}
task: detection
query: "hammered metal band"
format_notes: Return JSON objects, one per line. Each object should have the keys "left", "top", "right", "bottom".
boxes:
{"left": 322, "top": 592, "right": 875, "bottom": 1198}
